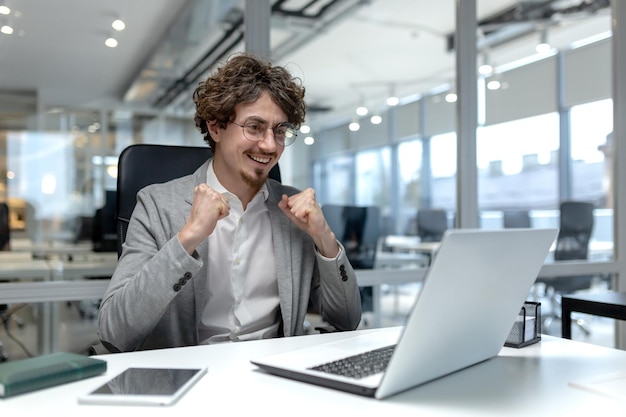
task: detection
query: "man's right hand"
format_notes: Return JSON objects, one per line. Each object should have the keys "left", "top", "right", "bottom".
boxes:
{"left": 178, "top": 183, "right": 230, "bottom": 254}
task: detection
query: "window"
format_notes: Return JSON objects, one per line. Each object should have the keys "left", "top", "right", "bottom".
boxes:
{"left": 477, "top": 113, "right": 560, "bottom": 211}
{"left": 570, "top": 99, "right": 612, "bottom": 208}
{"left": 430, "top": 132, "right": 457, "bottom": 210}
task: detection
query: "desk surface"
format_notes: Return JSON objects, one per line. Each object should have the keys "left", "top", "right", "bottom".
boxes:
{"left": 1, "top": 329, "right": 625, "bottom": 416}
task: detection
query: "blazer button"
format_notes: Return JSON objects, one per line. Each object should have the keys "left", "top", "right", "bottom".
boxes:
{"left": 178, "top": 278, "right": 187, "bottom": 285}
{"left": 183, "top": 272, "right": 192, "bottom": 280}
{"left": 341, "top": 272, "right": 348, "bottom": 282}
{"left": 173, "top": 283, "right": 182, "bottom": 292}
{"left": 339, "top": 264, "right": 346, "bottom": 272}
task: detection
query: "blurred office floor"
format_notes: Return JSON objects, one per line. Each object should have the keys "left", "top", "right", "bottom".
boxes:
{"left": 0, "top": 286, "right": 617, "bottom": 362}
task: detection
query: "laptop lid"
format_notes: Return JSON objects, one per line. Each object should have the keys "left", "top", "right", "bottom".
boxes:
{"left": 251, "top": 228, "right": 558, "bottom": 399}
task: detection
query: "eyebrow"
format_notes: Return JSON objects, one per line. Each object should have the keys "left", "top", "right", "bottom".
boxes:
{"left": 245, "top": 116, "right": 290, "bottom": 126}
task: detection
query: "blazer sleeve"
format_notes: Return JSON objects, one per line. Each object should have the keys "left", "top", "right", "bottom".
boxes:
{"left": 312, "top": 243, "right": 362, "bottom": 331}
{"left": 98, "top": 183, "right": 203, "bottom": 352}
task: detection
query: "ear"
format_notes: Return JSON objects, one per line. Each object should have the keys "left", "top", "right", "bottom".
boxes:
{"left": 206, "top": 120, "right": 222, "bottom": 142}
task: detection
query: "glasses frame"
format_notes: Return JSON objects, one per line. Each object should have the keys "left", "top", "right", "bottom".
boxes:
{"left": 231, "top": 119, "right": 298, "bottom": 147}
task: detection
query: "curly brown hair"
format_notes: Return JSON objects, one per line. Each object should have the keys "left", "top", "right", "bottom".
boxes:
{"left": 193, "top": 52, "right": 306, "bottom": 152}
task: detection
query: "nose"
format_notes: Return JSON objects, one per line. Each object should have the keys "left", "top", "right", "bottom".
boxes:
{"left": 258, "top": 128, "right": 279, "bottom": 150}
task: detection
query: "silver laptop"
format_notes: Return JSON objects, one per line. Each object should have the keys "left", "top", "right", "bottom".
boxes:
{"left": 251, "top": 228, "right": 558, "bottom": 399}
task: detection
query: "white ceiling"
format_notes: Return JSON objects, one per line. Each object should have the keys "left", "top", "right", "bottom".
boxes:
{"left": 0, "top": 0, "right": 612, "bottom": 131}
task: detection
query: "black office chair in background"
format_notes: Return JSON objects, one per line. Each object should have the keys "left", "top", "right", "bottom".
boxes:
{"left": 416, "top": 209, "right": 448, "bottom": 243}
{"left": 321, "top": 205, "right": 381, "bottom": 270}
{"left": 537, "top": 201, "right": 595, "bottom": 334}
{"left": 0, "top": 202, "right": 10, "bottom": 361}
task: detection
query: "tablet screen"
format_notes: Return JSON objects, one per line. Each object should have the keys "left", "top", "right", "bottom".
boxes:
{"left": 79, "top": 367, "right": 207, "bottom": 406}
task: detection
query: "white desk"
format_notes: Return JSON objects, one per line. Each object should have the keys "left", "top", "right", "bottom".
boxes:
{"left": 9, "top": 239, "right": 94, "bottom": 259}
{"left": 0, "top": 259, "right": 51, "bottom": 281}
{"left": 1, "top": 330, "right": 624, "bottom": 416}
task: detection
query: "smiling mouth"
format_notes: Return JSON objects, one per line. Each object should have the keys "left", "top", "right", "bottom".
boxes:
{"left": 248, "top": 154, "right": 272, "bottom": 164}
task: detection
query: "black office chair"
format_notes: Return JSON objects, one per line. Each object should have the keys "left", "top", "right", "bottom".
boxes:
{"left": 416, "top": 209, "right": 448, "bottom": 243}
{"left": 503, "top": 210, "right": 531, "bottom": 228}
{"left": 0, "top": 202, "right": 11, "bottom": 361}
{"left": 538, "top": 201, "right": 595, "bottom": 334}
{"left": 321, "top": 205, "right": 381, "bottom": 270}
{"left": 116, "top": 143, "right": 281, "bottom": 257}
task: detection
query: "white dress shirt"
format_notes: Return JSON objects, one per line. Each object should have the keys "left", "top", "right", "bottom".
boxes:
{"left": 199, "top": 161, "right": 280, "bottom": 344}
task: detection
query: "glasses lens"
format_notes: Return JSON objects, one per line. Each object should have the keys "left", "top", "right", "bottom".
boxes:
{"left": 243, "top": 120, "right": 265, "bottom": 141}
{"left": 274, "top": 123, "right": 297, "bottom": 146}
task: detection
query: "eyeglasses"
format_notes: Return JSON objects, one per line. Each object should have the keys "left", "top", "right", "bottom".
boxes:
{"left": 231, "top": 118, "right": 298, "bottom": 147}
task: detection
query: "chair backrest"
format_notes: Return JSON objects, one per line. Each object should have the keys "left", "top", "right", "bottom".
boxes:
{"left": 555, "top": 201, "right": 595, "bottom": 261}
{"left": 116, "top": 144, "right": 281, "bottom": 257}
{"left": 503, "top": 210, "right": 531, "bottom": 228}
{"left": 0, "top": 202, "right": 9, "bottom": 251}
{"left": 321, "top": 204, "right": 381, "bottom": 269}
{"left": 417, "top": 209, "right": 448, "bottom": 242}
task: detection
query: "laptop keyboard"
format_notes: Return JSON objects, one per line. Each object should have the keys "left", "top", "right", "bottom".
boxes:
{"left": 308, "top": 344, "right": 396, "bottom": 379}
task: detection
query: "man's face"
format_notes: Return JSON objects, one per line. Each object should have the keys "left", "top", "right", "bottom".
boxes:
{"left": 210, "top": 91, "right": 287, "bottom": 193}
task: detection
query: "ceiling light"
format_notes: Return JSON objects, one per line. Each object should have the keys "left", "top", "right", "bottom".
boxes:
{"left": 1, "top": 25, "right": 13, "bottom": 35}
{"left": 536, "top": 29, "right": 551, "bottom": 54}
{"left": 445, "top": 92, "right": 457, "bottom": 103}
{"left": 112, "top": 19, "right": 126, "bottom": 31}
{"left": 349, "top": 121, "right": 360, "bottom": 132}
{"left": 356, "top": 106, "right": 368, "bottom": 116}
{"left": 487, "top": 79, "right": 501, "bottom": 90}
{"left": 386, "top": 96, "right": 399, "bottom": 106}
{"left": 304, "top": 136, "right": 315, "bottom": 145}
{"left": 0, "top": 5, "right": 10, "bottom": 15}
{"left": 535, "top": 42, "right": 551, "bottom": 54}
{"left": 105, "top": 36, "right": 118, "bottom": 48}
{"left": 299, "top": 124, "right": 311, "bottom": 134}
{"left": 370, "top": 115, "right": 382, "bottom": 125}
{"left": 478, "top": 64, "right": 493, "bottom": 75}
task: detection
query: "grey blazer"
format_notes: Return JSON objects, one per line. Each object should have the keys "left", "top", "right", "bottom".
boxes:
{"left": 98, "top": 160, "right": 362, "bottom": 352}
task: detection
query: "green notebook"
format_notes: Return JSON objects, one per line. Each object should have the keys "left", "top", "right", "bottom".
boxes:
{"left": 0, "top": 352, "right": 107, "bottom": 398}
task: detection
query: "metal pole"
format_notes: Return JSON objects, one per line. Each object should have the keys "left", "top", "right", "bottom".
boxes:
{"left": 455, "top": 0, "right": 479, "bottom": 228}
{"left": 244, "top": 0, "right": 271, "bottom": 59}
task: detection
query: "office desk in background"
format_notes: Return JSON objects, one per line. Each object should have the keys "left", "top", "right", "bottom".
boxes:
{"left": 0, "top": 252, "right": 116, "bottom": 354}
{"left": 1, "top": 329, "right": 625, "bottom": 416}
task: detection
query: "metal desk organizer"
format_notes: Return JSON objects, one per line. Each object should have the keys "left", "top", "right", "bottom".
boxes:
{"left": 505, "top": 302, "right": 541, "bottom": 348}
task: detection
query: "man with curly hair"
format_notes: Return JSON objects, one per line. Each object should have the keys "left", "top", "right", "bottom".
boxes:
{"left": 98, "top": 53, "right": 362, "bottom": 352}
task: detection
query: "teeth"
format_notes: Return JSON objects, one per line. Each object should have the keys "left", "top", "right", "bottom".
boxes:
{"left": 250, "top": 155, "right": 270, "bottom": 164}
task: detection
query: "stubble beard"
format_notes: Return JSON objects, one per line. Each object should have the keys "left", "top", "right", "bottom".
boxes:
{"left": 240, "top": 168, "right": 267, "bottom": 191}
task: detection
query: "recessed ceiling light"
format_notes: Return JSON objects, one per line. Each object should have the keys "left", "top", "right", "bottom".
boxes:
{"left": 112, "top": 19, "right": 125, "bottom": 31}
{"left": 445, "top": 92, "right": 457, "bottom": 103}
{"left": 356, "top": 106, "right": 368, "bottom": 116}
{"left": 370, "top": 115, "right": 382, "bottom": 125}
{"left": 0, "top": 5, "right": 10, "bottom": 15}
{"left": 105, "top": 36, "right": 118, "bottom": 48}
{"left": 1, "top": 25, "right": 13, "bottom": 35}
{"left": 386, "top": 96, "right": 399, "bottom": 106}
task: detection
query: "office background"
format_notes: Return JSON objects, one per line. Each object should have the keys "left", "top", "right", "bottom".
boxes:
{"left": 1, "top": 0, "right": 625, "bottom": 354}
